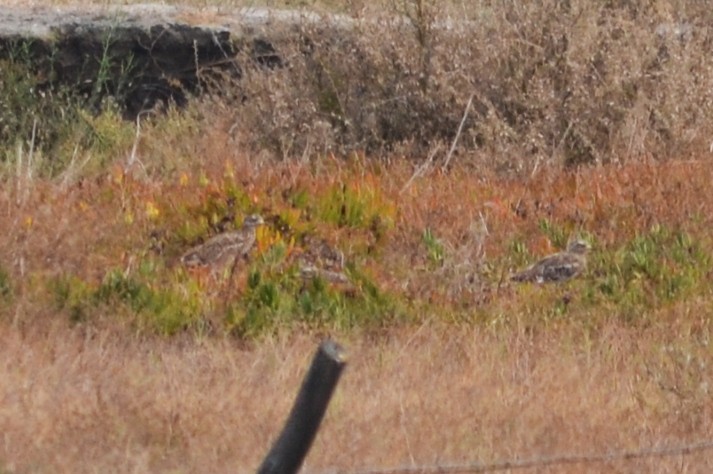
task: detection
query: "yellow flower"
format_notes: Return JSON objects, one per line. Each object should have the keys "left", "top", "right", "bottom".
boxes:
{"left": 111, "top": 165, "right": 125, "bottom": 185}
{"left": 224, "top": 161, "right": 235, "bottom": 179}
{"left": 199, "top": 173, "right": 209, "bottom": 187}
{"left": 145, "top": 201, "right": 160, "bottom": 220}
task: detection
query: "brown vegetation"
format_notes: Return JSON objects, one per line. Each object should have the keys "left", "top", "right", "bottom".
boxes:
{"left": 1, "top": 322, "right": 712, "bottom": 472}
{"left": 2, "top": 0, "right": 713, "bottom": 471}
{"left": 2, "top": 148, "right": 713, "bottom": 471}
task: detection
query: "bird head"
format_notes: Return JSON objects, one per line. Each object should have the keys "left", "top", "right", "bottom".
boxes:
{"left": 243, "top": 214, "right": 265, "bottom": 228}
{"left": 567, "top": 239, "right": 591, "bottom": 255}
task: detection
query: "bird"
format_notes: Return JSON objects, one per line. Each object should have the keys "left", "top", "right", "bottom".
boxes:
{"left": 295, "top": 235, "right": 349, "bottom": 284}
{"left": 510, "top": 239, "right": 590, "bottom": 284}
{"left": 299, "top": 264, "right": 350, "bottom": 284}
{"left": 180, "top": 214, "right": 265, "bottom": 270}
{"left": 298, "top": 235, "right": 345, "bottom": 272}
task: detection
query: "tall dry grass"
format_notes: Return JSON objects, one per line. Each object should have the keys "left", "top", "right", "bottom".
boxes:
{"left": 1, "top": 320, "right": 712, "bottom": 473}
{"left": 2, "top": 2, "right": 713, "bottom": 471}
{"left": 5, "top": 1, "right": 713, "bottom": 172}
{"left": 227, "top": 0, "right": 713, "bottom": 170}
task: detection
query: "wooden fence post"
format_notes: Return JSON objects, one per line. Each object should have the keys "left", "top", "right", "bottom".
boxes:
{"left": 257, "top": 339, "right": 347, "bottom": 474}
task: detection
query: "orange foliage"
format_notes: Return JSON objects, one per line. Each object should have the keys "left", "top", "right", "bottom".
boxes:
{"left": 1, "top": 151, "right": 712, "bottom": 318}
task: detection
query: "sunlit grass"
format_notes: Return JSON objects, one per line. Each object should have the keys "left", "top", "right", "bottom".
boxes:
{"left": 6, "top": 152, "right": 711, "bottom": 337}
{"left": 2, "top": 3, "right": 713, "bottom": 472}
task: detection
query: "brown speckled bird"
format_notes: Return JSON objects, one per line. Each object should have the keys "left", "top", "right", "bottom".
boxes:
{"left": 299, "top": 265, "right": 350, "bottom": 284}
{"left": 299, "top": 235, "right": 345, "bottom": 271}
{"left": 296, "top": 236, "right": 349, "bottom": 284}
{"left": 181, "top": 214, "right": 264, "bottom": 269}
{"left": 510, "top": 239, "right": 590, "bottom": 284}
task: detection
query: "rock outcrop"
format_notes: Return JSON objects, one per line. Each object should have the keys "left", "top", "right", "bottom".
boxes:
{"left": 0, "top": 4, "right": 324, "bottom": 117}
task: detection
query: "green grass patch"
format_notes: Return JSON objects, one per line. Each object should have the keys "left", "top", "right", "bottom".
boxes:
{"left": 52, "top": 275, "right": 95, "bottom": 324}
{"left": 586, "top": 225, "right": 711, "bottom": 319}
{"left": 227, "top": 242, "right": 403, "bottom": 337}
{"left": 168, "top": 179, "right": 255, "bottom": 247}
{"left": 0, "top": 266, "right": 13, "bottom": 314}
{"left": 538, "top": 218, "right": 569, "bottom": 250}
{"left": 421, "top": 227, "right": 444, "bottom": 267}
{"left": 0, "top": 56, "right": 137, "bottom": 178}
{"left": 97, "top": 269, "right": 203, "bottom": 334}
{"left": 0, "top": 266, "right": 11, "bottom": 299}
{"left": 500, "top": 225, "right": 710, "bottom": 328}
{"left": 52, "top": 267, "right": 204, "bottom": 335}
{"left": 50, "top": 239, "right": 403, "bottom": 338}
{"left": 317, "top": 181, "right": 396, "bottom": 239}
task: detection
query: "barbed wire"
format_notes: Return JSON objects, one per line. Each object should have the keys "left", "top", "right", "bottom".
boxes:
{"left": 317, "top": 439, "right": 713, "bottom": 474}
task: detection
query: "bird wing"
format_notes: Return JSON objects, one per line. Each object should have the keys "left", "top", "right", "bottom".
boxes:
{"left": 537, "top": 253, "right": 585, "bottom": 282}
{"left": 205, "top": 231, "right": 246, "bottom": 247}
{"left": 306, "top": 239, "right": 345, "bottom": 270}
{"left": 181, "top": 231, "right": 246, "bottom": 267}
{"left": 511, "top": 252, "right": 586, "bottom": 283}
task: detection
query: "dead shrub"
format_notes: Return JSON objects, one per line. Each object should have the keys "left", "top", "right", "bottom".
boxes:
{"left": 219, "top": 1, "right": 713, "bottom": 171}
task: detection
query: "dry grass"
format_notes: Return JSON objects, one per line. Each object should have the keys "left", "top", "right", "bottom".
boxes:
{"left": 1, "top": 320, "right": 712, "bottom": 473}
{"left": 4, "top": 152, "right": 713, "bottom": 471}
{"left": 2, "top": 2, "right": 713, "bottom": 470}
{"left": 3, "top": 138, "right": 713, "bottom": 329}
{"left": 8, "top": 1, "right": 713, "bottom": 168}
{"left": 0, "top": 0, "right": 361, "bottom": 11}
{"left": 2, "top": 133, "right": 713, "bottom": 472}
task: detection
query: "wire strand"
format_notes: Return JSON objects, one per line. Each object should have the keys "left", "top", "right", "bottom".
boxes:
{"left": 315, "top": 439, "right": 713, "bottom": 474}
